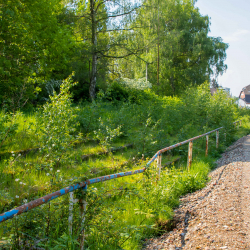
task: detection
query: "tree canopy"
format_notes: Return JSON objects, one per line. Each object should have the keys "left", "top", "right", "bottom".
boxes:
{"left": 0, "top": 0, "right": 228, "bottom": 105}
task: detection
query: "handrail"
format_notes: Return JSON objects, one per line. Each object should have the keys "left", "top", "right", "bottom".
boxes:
{"left": 146, "top": 127, "right": 223, "bottom": 166}
{"left": 0, "top": 168, "right": 146, "bottom": 223}
{"left": 0, "top": 120, "right": 242, "bottom": 224}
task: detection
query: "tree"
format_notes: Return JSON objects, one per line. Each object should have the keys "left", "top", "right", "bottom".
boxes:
{"left": 71, "top": 0, "right": 143, "bottom": 100}
{"left": 116, "top": 0, "right": 228, "bottom": 96}
{"left": 210, "top": 78, "right": 219, "bottom": 89}
{"left": 0, "top": 0, "right": 74, "bottom": 107}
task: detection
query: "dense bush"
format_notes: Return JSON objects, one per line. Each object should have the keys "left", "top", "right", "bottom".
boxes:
{"left": 78, "top": 82, "right": 243, "bottom": 155}
{"left": 97, "top": 80, "right": 156, "bottom": 104}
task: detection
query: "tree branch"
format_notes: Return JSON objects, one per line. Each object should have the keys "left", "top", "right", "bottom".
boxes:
{"left": 97, "top": 27, "right": 143, "bottom": 34}
{"left": 73, "top": 14, "right": 91, "bottom": 20}
{"left": 96, "top": 5, "right": 142, "bottom": 23}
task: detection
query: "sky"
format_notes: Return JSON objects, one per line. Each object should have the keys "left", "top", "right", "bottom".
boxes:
{"left": 195, "top": 0, "right": 250, "bottom": 97}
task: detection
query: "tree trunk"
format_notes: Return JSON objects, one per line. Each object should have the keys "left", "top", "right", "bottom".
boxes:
{"left": 89, "top": 0, "right": 97, "bottom": 101}
{"left": 157, "top": 2, "right": 160, "bottom": 85}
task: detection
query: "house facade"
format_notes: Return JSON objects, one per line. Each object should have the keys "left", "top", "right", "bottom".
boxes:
{"left": 238, "top": 85, "right": 250, "bottom": 107}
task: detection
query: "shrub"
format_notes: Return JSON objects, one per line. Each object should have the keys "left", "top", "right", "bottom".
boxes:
{"left": 38, "top": 73, "right": 82, "bottom": 170}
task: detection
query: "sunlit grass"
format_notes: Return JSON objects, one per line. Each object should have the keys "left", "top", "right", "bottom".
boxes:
{"left": 1, "top": 111, "right": 41, "bottom": 153}
{"left": 0, "top": 101, "right": 250, "bottom": 249}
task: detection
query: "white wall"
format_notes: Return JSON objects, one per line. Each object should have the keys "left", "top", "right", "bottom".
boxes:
{"left": 238, "top": 98, "right": 250, "bottom": 108}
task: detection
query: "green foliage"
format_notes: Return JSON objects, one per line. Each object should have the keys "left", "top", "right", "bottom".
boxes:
{"left": 98, "top": 82, "right": 130, "bottom": 103}
{"left": 97, "top": 81, "right": 156, "bottom": 104}
{"left": 70, "top": 82, "right": 91, "bottom": 103}
{"left": 38, "top": 73, "right": 81, "bottom": 170}
{"left": 69, "top": 160, "right": 210, "bottom": 249}
{"left": 1, "top": 0, "right": 229, "bottom": 103}
{"left": 94, "top": 118, "right": 123, "bottom": 151}
{"left": 38, "top": 233, "right": 80, "bottom": 250}
{"left": 1, "top": 83, "right": 250, "bottom": 249}
{"left": 117, "top": 0, "right": 228, "bottom": 96}
{"left": 0, "top": 0, "right": 75, "bottom": 107}
{"left": 181, "top": 82, "right": 238, "bottom": 142}
{"left": 0, "top": 112, "right": 18, "bottom": 150}
{"left": 120, "top": 78, "right": 152, "bottom": 90}
{"left": 36, "top": 79, "right": 62, "bottom": 103}
{"left": 130, "top": 116, "right": 161, "bottom": 156}
{"left": 0, "top": 0, "right": 245, "bottom": 247}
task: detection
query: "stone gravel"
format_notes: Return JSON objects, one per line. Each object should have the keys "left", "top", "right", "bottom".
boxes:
{"left": 144, "top": 135, "right": 250, "bottom": 250}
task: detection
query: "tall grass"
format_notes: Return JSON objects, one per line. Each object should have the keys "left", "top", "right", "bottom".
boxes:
{"left": 0, "top": 81, "right": 250, "bottom": 249}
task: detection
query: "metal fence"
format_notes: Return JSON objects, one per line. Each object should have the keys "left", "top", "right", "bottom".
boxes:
{"left": 0, "top": 120, "right": 242, "bottom": 249}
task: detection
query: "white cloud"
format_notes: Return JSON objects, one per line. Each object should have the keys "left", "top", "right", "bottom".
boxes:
{"left": 223, "top": 29, "right": 250, "bottom": 42}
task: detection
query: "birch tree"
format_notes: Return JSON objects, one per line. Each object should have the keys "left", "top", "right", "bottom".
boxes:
{"left": 72, "top": 0, "right": 142, "bottom": 100}
{"left": 116, "top": 0, "right": 228, "bottom": 96}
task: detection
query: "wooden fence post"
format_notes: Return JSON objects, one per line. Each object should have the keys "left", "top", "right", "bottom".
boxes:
{"left": 157, "top": 154, "right": 162, "bottom": 178}
{"left": 216, "top": 131, "right": 219, "bottom": 149}
{"left": 187, "top": 141, "right": 193, "bottom": 170}
{"left": 205, "top": 135, "right": 209, "bottom": 157}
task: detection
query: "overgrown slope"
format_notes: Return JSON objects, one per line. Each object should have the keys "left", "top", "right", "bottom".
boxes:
{"left": 0, "top": 79, "right": 249, "bottom": 249}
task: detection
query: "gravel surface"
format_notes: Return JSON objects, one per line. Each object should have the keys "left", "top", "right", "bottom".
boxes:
{"left": 144, "top": 135, "right": 250, "bottom": 250}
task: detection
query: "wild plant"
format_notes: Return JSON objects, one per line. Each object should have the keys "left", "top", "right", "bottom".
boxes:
{"left": 93, "top": 118, "right": 122, "bottom": 152}
{"left": 130, "top": 115, "right": 161, "bottom": 156}
{"left": 0, "top": 111, "right": 18, "bottom": 151}
{"left": 1, "top": 82, "right": 250, "bottom": 249}
{"left": 38, "top": 73, "right": 82, "bottom": 172}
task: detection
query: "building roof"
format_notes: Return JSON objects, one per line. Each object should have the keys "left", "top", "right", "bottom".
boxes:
{"left": 242, "top": 85, "right": 250, "bottom": 94}
{"left": 239, "top": 85, "right": 250, "bottom": 104}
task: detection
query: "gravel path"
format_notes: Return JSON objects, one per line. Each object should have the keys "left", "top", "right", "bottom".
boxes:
{"left": 144, "top": 135, "right": 250, "bottom": 250}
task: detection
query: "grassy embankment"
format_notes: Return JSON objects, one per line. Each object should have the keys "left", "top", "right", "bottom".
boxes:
{"left": 0, "top": 80, "right": 250, "bottom": 249}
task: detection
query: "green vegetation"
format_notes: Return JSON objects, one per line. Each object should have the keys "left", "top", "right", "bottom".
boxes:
{"left": 0, "top": 80, "right": 249, "bottom": 249}
{"left": 0, "top": 0, "right": 247, "bottom": 249}
{"left": 1, "top": 0, "right": 228, "bottom": 105}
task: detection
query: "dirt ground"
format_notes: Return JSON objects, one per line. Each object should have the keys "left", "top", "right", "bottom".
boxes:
{"left": 144, "top": 135, "right": 250, "bottom": 250}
